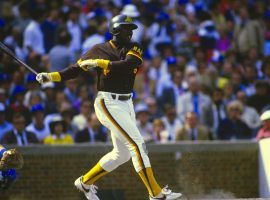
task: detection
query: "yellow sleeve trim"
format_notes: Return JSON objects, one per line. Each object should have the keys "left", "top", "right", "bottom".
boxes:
{"left": 127, "top": 51, "right": 143, "bottom": 62}
{"left": 109, "top": 40, "right": 117, "bottom": 49}
{"left": 49, "top": 72, "right": 61, "bottom": 82}
{"left": 77, "top": 59, "right": 82, "bottom": 65}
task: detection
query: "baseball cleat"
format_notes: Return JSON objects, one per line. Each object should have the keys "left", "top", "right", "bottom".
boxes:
{"left": 74, "top": 176, "right": 100, "bottom": 200}
{"left": 149, "top": 186, "right": 182, "bottom": 200}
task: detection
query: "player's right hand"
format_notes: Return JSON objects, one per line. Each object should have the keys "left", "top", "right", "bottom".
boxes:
{"left": 36, "top": 73, "right": 51, "bottom": 84}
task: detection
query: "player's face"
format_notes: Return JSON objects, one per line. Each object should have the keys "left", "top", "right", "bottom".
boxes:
{"left": 118, "top": 26, "right": 133, "bottom": 43}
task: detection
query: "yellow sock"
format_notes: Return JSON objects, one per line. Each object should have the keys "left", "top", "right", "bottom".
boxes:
{"left": 82, "top": 162, "right": 108, "bottom": 185}
{"left": 138, "top": 167, "right": 162, "bottom": 197}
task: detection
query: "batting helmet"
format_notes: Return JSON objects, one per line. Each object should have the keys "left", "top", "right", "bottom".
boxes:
{"left": 109, "top": 14, "right": 138, "bottom": 35}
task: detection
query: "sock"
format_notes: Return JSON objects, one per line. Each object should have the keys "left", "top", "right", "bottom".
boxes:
{"left": 82, "top": 162, "right": 108, "bottom": 185}
{"left": 138, "top": 167, "right": 162, "bottom": 197}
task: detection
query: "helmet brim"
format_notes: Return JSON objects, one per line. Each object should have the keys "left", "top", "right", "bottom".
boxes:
{"left": 113, "top": 22, "right": 138, "bottom": 30}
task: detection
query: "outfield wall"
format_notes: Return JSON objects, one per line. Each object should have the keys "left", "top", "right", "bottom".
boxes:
{"left": 1, "top": 141, "right": 258, "bottom": 200}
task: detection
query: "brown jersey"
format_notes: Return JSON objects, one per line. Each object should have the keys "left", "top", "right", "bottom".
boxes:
{"left": 60, "top": 40, "right": 143, "bottom": 94}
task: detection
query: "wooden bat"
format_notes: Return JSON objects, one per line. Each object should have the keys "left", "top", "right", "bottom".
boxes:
{"left": 0, "top": 42, "right": 38, "bottom": 75}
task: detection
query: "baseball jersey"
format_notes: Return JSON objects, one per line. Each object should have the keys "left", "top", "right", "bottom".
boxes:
{"left": 60, "top": 40, "right": 143, "bottom": 94}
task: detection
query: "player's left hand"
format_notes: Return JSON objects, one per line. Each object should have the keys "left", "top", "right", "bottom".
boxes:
{"left": 0, "top": 149, "right": 24, "bottom": 170}
{"left": 78, "top": 59, "right": 110, "bottom": 71}
{"left": 78, "top": 59, "right": 97, "bottom": 71}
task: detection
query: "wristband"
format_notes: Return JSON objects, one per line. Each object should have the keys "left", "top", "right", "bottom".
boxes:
{"left": 49, "top": 72, "right": 61, "bottom": 82}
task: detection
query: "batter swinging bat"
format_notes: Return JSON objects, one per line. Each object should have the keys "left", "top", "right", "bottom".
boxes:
{"left": 0, "top": 42, "right": 38, "bottom": 75}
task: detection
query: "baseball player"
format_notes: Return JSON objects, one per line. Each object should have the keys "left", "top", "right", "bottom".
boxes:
{"left": 36, "top": 14, "right": 182, "bottom": 200}
{"left": 0, "top": 145, "right": 24, "bottom": 190}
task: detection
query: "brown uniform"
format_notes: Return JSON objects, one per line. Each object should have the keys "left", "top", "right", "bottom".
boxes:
{"left": 60, "top": 40, "right": 143, "bottom": 94}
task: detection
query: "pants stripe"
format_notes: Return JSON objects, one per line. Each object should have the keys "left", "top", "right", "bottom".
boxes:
{"left": 100, "top": 99, "right": 154, "bottom": 195}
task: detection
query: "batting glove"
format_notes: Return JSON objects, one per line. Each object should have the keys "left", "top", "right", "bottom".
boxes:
{"left": 78, "top": 59, "right": 110, "bottom": 71}
{"left": 78, "top": 59, "right": 97, "bottom": 71}
{"left": 36, "top": 72, "right": 61, "bottom": 84}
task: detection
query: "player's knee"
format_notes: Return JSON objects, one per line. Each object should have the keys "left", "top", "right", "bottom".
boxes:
{"left": 111, "top": 150, "right": 131, "bottom": 164}
{"left": 118, "top": 152, "right": 131, "bottom": 164}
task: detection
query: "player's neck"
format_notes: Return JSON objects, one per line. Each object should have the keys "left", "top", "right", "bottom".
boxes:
{"left": 111, "top": 37, "right": 127, "bottom": 48}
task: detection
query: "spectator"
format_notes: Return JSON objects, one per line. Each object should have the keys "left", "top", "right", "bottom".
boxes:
{"left": 4, "top": 26, "right": 27, "bottom": 62}
{"left": 75, "top": 113, "right": 107, "bottom": 143}
{"left": 217, "top": 100, "right": 252, "bottom": 140}
{"left": 231, "top": 70, "right": 245, "bottom": 94}
{"left": 156, "top": 57, "right": 178, "bottom": 99}
{"left": 66, "top": 5, "right": 82, "bottom": 56}
{"left": 261, "top": 57, "right": 270, "bottom": 80}
{"left": 177, "top": 76, "right": 214, "bottom": 129}
{"left": 23, "top": 7, "right": 46, "bottom": 56}
{"left": 23, "top": 73, "right": 45, "bottom": 108}
{"left": 44, "top": 116, "right": 74, "bottom": 145}
{"left": 72, "top": 85, "right": 91, "bottom": 113}
{"left": 144, "top": 97, "right": 163, "bottom": 122}
{"left": 41, "top": 82, "right": 57, "bottom": 114}
{"left": 243, "top": 64, "right": 257, "bottom": 96}
{"left": 59, "top": 101, "right": 74, "bottom": 136}
{"left": 159, "top": 69, "right": 185, "bottom": 107}
{"left": 0, "top": 103, "right": 13, "bottom": 141}
{"left": 41, "top": 6, "right": 60, "bottom": 53}
{"left": 148, "top": 57, "right": 163, "bottom": 96}
{"left": 152, "top": 119, "right": 169, "bottom": 143}
{"left": 120, "top": 4, "right": 145, "bottom": 43}
{"left": 135, "top": 103, "right": 153, "bottom": 143}
{"left": 211, "top": 88, "right": 227, "bottom": 138}
{"left": 237, "top": 91, "right": 261, "bottom": 133}
{"left": 197, "top": 11, "right": 220, "bottom": 53}
{"left": 176, "top": 111, "right": 209, "bottom": 141}
{"left": 1, "top": 113, "right": 39, "bottom": 145}
{"left": 146, "top": 11, "right": 173, "bottom": 57}
{"left": 6, "top": 85, "right": 31, "bottom": 124}
{"left": 233, "top": 7, "right": 263, "bottom": 56}
{"left": 161, "top": 104, "right": 182, "bottom": 141}
{"left": 26, "top": 104, "right": 50, "bottom": 142}
{"left": 82, "top": 18, "right": 106, "bottom": 54}
{"left": 71, "top": 100, "right": 92, "bottom": 132}
{"left": 247, "top": 80, "right": 270, "bottom": 113}
{"left": 12, "top": 2, "right": 31, "bottom": 32}
{"left": 64, "top": 79, "right": 78, "bottom": 103}
{"left": 223, "top": 82, "right": 235, "bottom": 106}
{"left": 48, "top": 29, "right": 75, "bottom": 72}
{"left": 256, "top": 110, "right": 270, "bottom": 141}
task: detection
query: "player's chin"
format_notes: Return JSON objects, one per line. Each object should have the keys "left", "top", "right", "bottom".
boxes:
{"left": 124, "top": 37, "right": 132, "bottom": 43}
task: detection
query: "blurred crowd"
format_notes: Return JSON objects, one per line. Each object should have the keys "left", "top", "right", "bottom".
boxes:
{"left": 0, "top": 0, "right": 270, "bottom": 146}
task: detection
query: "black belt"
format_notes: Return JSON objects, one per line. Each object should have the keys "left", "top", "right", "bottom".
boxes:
{"left": 111, "top": 94, "right": 131, "bottom": 101}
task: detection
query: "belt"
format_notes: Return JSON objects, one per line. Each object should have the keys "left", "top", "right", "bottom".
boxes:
{"left": 111, "top": 94, "right": 131, "bottom": 101}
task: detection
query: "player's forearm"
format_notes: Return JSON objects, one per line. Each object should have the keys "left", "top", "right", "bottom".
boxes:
{"left": 59, "top": 63, "right": 84, "bottom": 81}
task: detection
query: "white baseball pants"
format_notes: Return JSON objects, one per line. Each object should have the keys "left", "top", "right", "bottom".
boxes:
{"left": 94, "top": 91, "right": 151, "bottom": 172}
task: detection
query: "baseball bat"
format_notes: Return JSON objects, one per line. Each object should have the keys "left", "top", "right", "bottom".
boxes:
{"left": 0, "top": 42, "right": 38, "bottom": 75}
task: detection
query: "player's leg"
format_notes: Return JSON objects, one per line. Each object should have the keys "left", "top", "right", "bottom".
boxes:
{"left": 82, "top": 133, "right": 130, "bottom": 185}
{"left": 79, "top": 95, "right": 132, "bottom": 185}
{"left": 98, "top": 97, "right": 162, "bottom": 198}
